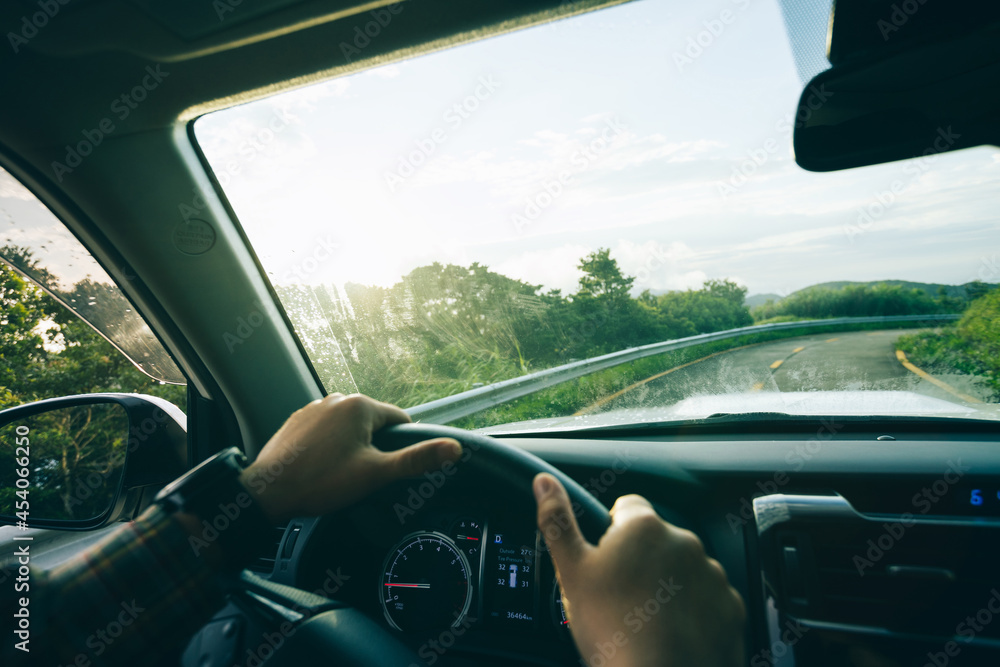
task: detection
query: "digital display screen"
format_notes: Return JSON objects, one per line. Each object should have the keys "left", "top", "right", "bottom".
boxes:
{"left": 845, "top": 479, "right": 1000, "bottom": 518}
{"left": 966, "top": 486, "right": 1000, "bottom": 512}
{"left": 484, "top": 528, "right": 537, "bottom": 628}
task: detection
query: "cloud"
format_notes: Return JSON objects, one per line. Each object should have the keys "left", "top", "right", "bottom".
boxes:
{"left": 0, "top": 190, "right": 111, "bottom": 289}
{"left": 612, "top": 239, "right": 710, "bottom": 293}
{"left": 580, "top": 112, "right": 615, "bottom": 124}
{"left": 487, "top": 240, "right": 717, "bottom": 296}
{"left": 517, "top": 129, "right": 569, "bottom": 149}
{"left": 600, "top": 135, "right": 726, "bottom": 170}
{"left": 410, "top": 120, "right": 728, "bottom": 216}
{"left": 493, "top": 243, "right": 591, "bottom": 294}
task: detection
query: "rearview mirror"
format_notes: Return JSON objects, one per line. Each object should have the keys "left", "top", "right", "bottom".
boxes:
{"left": 0, "top": 394, "right": 188, "bottom": 530}
{"left": 793, "top": 0, "right": 1000, "bottom": 172}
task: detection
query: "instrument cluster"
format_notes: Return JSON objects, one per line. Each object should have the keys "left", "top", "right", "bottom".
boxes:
{"left": 376, "top": 511, "right": 570, "bottom": 639}
{"left": 294, "top": 490, "right": 578, "bottom": 663}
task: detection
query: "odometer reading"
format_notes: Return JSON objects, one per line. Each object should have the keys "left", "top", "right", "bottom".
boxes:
{"left": 484, "top": 530, "right": 537, "bottom": 628}
{"left": 380, "top": 532, "right": 473, "bottom": 632}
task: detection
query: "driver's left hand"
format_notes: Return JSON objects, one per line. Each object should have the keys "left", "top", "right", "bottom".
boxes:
{"left": 240, "top": 393, "right": 462, "bottom": 523}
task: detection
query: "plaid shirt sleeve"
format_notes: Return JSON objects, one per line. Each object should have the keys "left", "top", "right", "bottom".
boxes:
{"left": 1, "top": 505, "right": 230, "bottom": 667}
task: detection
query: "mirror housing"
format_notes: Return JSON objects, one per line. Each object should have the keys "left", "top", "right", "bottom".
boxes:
{"left": 793, "top": 0, "right": 1000, "bottom": 172}
{"left": 0, "top": 394, "right": 187, "bottom": 530}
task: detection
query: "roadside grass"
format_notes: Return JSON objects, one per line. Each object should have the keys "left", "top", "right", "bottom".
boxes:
{"left": 895, "top": 290, "right": 1000, "bottom": 401}
{"left": 895, "top": 329, "right": 979, "bottom": 375}
{"left": 449, "top": 320, "right": 936, "bottom": 430}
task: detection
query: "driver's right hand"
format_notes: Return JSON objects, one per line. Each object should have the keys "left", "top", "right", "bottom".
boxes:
{"left": 534, "top": 473, "right": 745, "bottom": 667}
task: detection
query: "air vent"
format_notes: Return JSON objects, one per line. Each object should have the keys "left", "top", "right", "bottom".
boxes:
{"left": 247, "top": 523, "right": 290, "bottom": 575}
{"left": 775, "top": 522, "right": 999, "bottom": 638}
{"left": 756, "top": 495, "right": 1000, "bottom": 640}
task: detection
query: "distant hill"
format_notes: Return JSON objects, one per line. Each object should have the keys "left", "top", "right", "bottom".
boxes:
{"left": 745, "top": 280, "right": 997, "bottom": 308}
{"left": 744, "top": 293, "right": 782, "bottom": 308}
{"left": 794, "top": 280, "right": 995, "bottom": 299}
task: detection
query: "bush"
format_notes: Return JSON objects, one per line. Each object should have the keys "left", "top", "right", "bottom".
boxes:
{"left": 956, "top": 288, "right": 1000, "bottom": 391}
{"left": 895, "top": 288, "right": 1000, "bottom": 399}
{"left": 753, "top": 283, "right": 948, "bottom": 321}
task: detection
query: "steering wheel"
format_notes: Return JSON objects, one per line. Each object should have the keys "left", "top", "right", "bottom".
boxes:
{"left": 251, "top": 423, "right": 612, "bottom": 666}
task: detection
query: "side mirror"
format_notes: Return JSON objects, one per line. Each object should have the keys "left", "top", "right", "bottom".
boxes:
{"left": 0, "top": 394, "right": 188, "bottom": 530}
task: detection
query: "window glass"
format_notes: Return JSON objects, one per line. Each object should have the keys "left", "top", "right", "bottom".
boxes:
{"left": 0, "top": 167, "right": 186, "bottom": 411}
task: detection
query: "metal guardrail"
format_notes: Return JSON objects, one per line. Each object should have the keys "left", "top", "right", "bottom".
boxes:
{"left": 406, "top": 314, "right": 960, "bottom": 424}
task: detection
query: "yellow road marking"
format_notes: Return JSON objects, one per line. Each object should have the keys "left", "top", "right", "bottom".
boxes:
{"left": 895, "top": 350, "right": 982, "bottom": 404}
{"left": 573, "top": 343, "right": 764, "bottom": 415}
{"left": 751, "top": 381, "right": 765, "bottom": 392}
{"left": 825, "top": 337, "right": 840, "bottom": 342}
{"left": 769, "top": 359, "right": 783, "bottom": 369}
{"left": 792, "top": 346, "right": 804, "bottom": 353}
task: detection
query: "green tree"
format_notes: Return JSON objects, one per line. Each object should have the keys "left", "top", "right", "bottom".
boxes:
{"left": 577, "top": 248, "right": 634, "bottom": 301}
{"left": 965, "top": 280, "right": 994, "bottom": 302}
{"left": 0, "top": 262, "right": 49, "bottom": 408}
{"left": 297, "top": 262, "right": 559, "bottom": 406}
{"left": 656, "top": 279, "right": 752, "bottom": 334}
{"left": 566, "top": 249, "right": 671, "bottom": 359}
{"left": 0, "top": 404, "right": 129, "bottom": 521}
{"left": 1, "top": 257, "right": 186, "bottom": 519}
{"left": 285, "top": 252, "right": 763, "bottom": 410}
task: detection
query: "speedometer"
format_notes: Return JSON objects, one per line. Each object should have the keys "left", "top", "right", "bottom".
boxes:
{"left": 552, "top": 580, "right": 568, "bottom": 628}
{"left": 380, "top": 531, "right": 473, "bottom": 632}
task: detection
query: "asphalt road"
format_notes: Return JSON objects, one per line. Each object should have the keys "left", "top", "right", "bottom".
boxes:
{"left": 590, "top": 329, "right": 991, "bottom": 413}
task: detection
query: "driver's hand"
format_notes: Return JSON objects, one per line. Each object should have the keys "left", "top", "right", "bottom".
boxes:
{"left": 534, "top": 473, "right": 745, "bottom": 667}
{"left": 241, "top": 394, "right": 462, "bottom": 523}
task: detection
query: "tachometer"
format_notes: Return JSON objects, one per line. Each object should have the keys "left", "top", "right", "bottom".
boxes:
{"left": 380, "top": 531, "right": 473, "bottom": 632}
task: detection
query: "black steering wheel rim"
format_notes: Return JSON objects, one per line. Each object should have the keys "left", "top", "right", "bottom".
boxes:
{"left": 375, "top": 422, "right": 612, "bottom": 545}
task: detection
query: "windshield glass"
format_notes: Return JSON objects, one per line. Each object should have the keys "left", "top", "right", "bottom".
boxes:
{"left": 196, "top": 0, "right": 1000, "bottom": 429}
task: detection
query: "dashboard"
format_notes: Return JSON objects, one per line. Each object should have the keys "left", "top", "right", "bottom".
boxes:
{"left": 249, "top": 420, "right": 1000, "bottom": 666}
{"left": 280, "top": 476, "right": 580, "bottom": 666}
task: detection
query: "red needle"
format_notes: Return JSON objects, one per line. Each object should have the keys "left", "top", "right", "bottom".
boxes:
{"left": 385, "top": 583, "right": 431, "bottom": 588}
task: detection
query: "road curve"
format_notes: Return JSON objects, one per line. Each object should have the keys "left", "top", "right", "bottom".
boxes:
{"left": 588, "top": 329, "right": 991, "bottom": 413}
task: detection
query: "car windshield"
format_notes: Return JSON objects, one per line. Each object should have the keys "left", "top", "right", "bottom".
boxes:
{"left": 195, "top": 0, "right": 1000, "bottom": 429}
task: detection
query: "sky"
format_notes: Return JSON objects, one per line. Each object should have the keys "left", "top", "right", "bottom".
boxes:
{"left": 195, "top": 0, "right": 1000, "bottom": 300}
{"left": 0, "top": 171, "right": 111, "bottom": 292}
